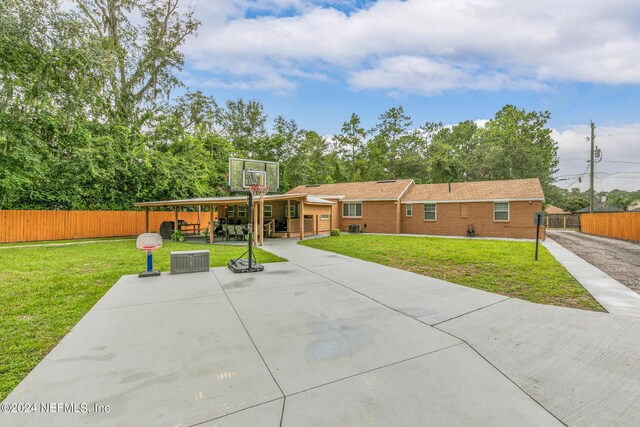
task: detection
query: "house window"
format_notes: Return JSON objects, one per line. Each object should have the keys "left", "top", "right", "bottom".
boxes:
{"left": 423, "top": 203, "right": 437, "bottom": 221}
{"left": 238, "top": 205, "right": 247, "bottom": 218}
{"left": 343, "top": 202, "right": 362, "bottom": 218}
{"left": 285, "top": 205, "right": 297, "bottom": 218}
{"left": 320, "top": 214, "right": 330, "bottom": 220}
{"left": 227, "top": 206, "right": 234, "bottom": 217}
{"left": 264, "top": 205, "right": 272, "bottom": 218}
{"left": 405, "top": 204, "right": 413, "bottom": 217}
{"left": 494, "top": 202, "right": 509, "bottom": 221}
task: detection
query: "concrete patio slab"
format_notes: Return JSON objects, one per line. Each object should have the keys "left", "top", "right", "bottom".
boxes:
{"left": 92, "top": 270, "right": 222, "bottom": 310}
{"left": 199, "top": 399, "right": 284, "bottom": 426}
{"left": 543, "top": 237, "right": 640, "bottom": 317}
{"left": 5, "top": 236, "right": 640, "bottom": 426}
{"left": 283, "top": 344, "right": 560, "bottom": 426}
{"left": 438, "top": 298, "right": 640, "bottom": 426}
{"left": 265, "top": 240, "right": 508, "bottom": 325}
{"left": 1, "top": 273, "right": 282, "bottom": 427}
{"left": 213, "top": 266, "right": 461, "bottom": 395}
{"left": 214, "top": 261, "right": 328, "bottom": 294}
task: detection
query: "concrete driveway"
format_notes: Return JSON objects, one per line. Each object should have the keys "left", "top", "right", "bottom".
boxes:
{"left": 547, "top": 229, "right": 640, "bottom": 292}
{"left": 2, "top": 238, "right": 640, "bottom": 426}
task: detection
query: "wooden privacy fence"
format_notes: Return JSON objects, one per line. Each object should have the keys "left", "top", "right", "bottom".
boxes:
{"left": 581, "top": 212, "right": 640, "bottom": 241}
{"left": 0, "top": 210, "right": 215, "bottom": 243}
{"left": 545, "top": 214, "right": 580, "bottom": 229}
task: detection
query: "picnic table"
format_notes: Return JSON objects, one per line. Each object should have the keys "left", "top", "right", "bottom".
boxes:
{"left": 178, "top": 222, "right": 200, "bottom": 235}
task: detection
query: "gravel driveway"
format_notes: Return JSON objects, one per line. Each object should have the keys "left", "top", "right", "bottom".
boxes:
{"left": 547, "top": 230, "right": 640, "bottom": 293}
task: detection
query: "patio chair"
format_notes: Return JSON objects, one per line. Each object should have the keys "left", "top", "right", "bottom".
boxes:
{"left": 227, "top": 224, "right": 237, "bottom": 241}
{"left": 222, "top": 223, "right": 229, "bottom": 241}
{"left": 467, "top": 224, "right": 478, "bottom": 237}
{"left": 234, "top": 225, "right": 244, "bottom": 241}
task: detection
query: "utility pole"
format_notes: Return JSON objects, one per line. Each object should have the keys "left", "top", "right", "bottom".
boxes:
{"left": 589, "top": 120, "right": 595, "bottom": 213}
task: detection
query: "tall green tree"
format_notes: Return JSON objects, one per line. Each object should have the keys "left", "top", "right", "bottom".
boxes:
{"left": 427, "top": 121, "right": 477, "bottom": 183}
{"left": 0, "top": 0, "right": 106, "bottom": 209}
{"left": 281, "top": 131, "right": 333, "bottom": 190}
{"left": 217, "top": 98, "right": 268, "bottom": 157}
{"left": 367, "top": 106, "right": 413, "bottom": 179}
{"left": 334, "top": 113, "right": 367, "bottom": 181}
{"left": 469, "top": 105, "right": 559, "bottom": 192}
{"left": 75, "top": 0, "right": 200, "bottom": 126}
{"left": 606, "top": 189, "right": 640, "bottom": 211}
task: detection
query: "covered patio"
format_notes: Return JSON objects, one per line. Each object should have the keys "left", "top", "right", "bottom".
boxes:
{"left": 134, "top": 193, "right": 335, "bottom": 246}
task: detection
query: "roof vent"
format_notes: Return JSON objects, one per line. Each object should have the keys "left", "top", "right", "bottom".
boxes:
{"left": 305, "top": 184, "right": 321, "bottom": 187}
{"left": 376, "top": 180, "right": 396, "bottom": 183}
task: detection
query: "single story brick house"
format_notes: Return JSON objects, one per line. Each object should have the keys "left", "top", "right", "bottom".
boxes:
{"left": 288, "top": 178, "right": 545, "bottom": 239}
{"left": 136, "top": 177, "right": 545, "bottom": 244}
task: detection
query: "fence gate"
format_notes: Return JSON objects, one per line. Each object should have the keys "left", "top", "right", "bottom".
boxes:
{"left": 546, "top": 214, "right": 581, "bottom": 229}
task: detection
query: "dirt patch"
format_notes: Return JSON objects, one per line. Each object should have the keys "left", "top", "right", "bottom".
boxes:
{"left": 547, "top": 230, "right": 640, "bottom": 293}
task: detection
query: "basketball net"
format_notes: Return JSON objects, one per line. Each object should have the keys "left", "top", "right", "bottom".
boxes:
{"left": 248, "top": 185, "right": 269, "bottom": 198}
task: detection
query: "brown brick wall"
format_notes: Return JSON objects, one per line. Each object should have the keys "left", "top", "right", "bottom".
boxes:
{"left": 400, "top": 201, "right": 544, "bottom": 239}
{"left": 339, "top": 201, "right": 399, "bottom": 234}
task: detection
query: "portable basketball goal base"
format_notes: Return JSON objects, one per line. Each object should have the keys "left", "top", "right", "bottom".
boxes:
{"left": 227, "top": 158, "right": 279, "bottom": 274}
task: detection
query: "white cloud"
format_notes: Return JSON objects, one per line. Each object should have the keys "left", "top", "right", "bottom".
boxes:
{"left": 552, "top": 124, "right": 640, "bottom": 192}
{"left": 349, "top": 56, "right": 546, "bottom": 95}
{"left": 185, "top": 0, "right": 640, "bottom": 92}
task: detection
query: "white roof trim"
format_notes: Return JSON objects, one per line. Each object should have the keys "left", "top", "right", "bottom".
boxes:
{"left": 310, "top": 194, "right": 346, "bottom": 200}
{"left": 397, "top": 180, "right": 415, "bottom": 200}
{"left": 401, "top": 198, "right": 545, "bottom": 204}
{"left": 306, "top": 195, "right": 335, "bottom": 205}
{"left": 342, "top": 198, "right": 399, "bottom": 202}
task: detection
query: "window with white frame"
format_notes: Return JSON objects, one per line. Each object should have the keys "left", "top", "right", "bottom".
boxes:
{"left": 227, "top": 206, "right": 234, "bottom": 217}
{"left": 320, "top": 214, "right": 330, "bottom": 220}
{"left": 285, "top": 205, "right": 297, "bottom": 218}
{"left": 405, "top": 204, "right": 413, "bottom": 217}
{"left": 494, "top": 202, "right": 509, "bottom": 221}
{"left": 264, "top": 205, "right": 272, "bottom": 218}
{"left": 342, "top": 202, "right": 362, "bottom": 217}
{"left": 237, "top": 205, "right": 247, "bottom": 218}
{"left": 423, "top": 203, "right": 436, "bottom": 221}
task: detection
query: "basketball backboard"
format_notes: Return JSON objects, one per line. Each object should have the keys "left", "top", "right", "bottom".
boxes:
{"left": 228, "top": 158, "right": 279, "bottom": 193}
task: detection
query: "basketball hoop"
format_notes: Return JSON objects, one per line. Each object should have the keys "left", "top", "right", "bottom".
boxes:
{"left": 249, "top": 185, "right": 269, "bottom": 197}
{"left": 136, "top": 233, "right": 163, "bottom": 277}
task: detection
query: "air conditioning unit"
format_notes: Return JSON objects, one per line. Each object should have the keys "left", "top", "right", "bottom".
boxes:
{"left": 348, "top": 224, "right": 361, "bottom": 233}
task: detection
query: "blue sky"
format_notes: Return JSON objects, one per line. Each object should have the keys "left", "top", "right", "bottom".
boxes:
{"left": 179, "top": 0, "right": 640, "bottom": 191}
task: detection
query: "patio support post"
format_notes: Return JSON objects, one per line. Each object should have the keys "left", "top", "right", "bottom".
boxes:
{"left": 253, "top": 201, "right": 258, "bottom": 245}
{"left": 174, "top": 207, "right": 179, "bottom": 231}
{"left": 299, "top": 197, "right": 305, "bottom": 240}
{"left": 287, "top": 200, "right": 291, "bottom": 238}
{"left": 145, "top": 207, "right": 149, "bottom": 232}
{"left": 209, "top": 205, "right": 214, "bottom": 245}
{"left": 259, "top": 199, "right": 264, "bottom": 246}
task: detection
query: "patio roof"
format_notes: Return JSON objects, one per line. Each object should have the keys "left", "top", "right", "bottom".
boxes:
{"left": 134, "top": 193, "right": 335, "bottom": 208}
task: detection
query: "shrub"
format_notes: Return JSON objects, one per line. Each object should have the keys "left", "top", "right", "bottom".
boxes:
{"left": 330, "top": 229, "right": 341, "bottom": 236}
{"left": 171, "top": 229, "right": 184, "bottom": 242}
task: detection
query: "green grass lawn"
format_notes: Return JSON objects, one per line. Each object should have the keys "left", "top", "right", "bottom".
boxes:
{"left": 300, "top": 234, "right": 603, "bottom": 312}
{"left": 0, "top": 240, "right": 285, "bottom": 401}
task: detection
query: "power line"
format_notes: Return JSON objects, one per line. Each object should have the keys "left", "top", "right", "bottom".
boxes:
{"left": 554, "top": 163, "right": 590, "bottom": 185}
{"left": 602, "top": 160, "right": 640, "bottom": 165}
{"left": 598, "top": 131, "right": 640, "bottom": 136}
{"left": 594, "top": 171, "right": 640, "bottom": 176}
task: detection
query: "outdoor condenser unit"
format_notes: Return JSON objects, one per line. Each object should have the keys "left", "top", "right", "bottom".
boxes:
{"left": 348, "top": 224, "right": 361, "bottom": 233}
{"left": 170, "top": 250, "right": 210, "bottom": 274}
